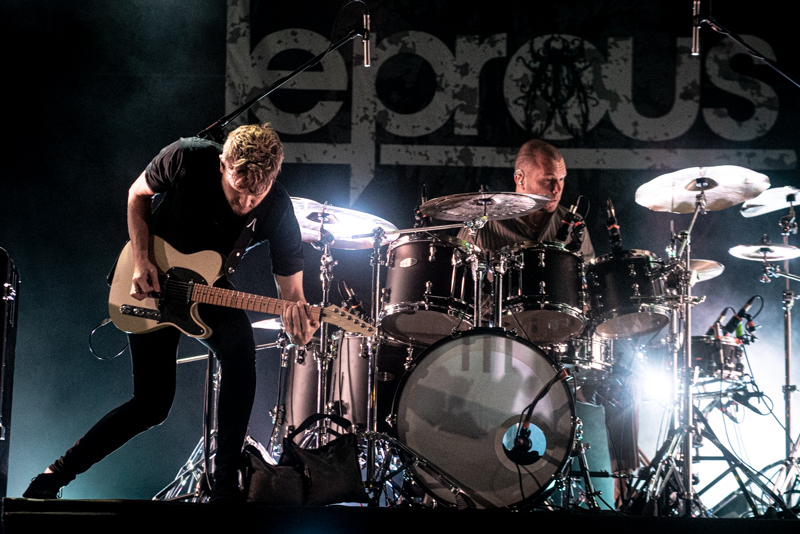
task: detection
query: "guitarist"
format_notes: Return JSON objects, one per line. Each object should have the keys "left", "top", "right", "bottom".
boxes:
{"left": 23, "top": 123, "right": 319, "bottom": 503}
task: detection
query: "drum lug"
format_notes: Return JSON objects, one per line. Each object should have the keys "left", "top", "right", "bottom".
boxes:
{"left": 538, "top": 251, "right": 546, "bottom": 268}
{"left": 381, "top": 287, "right": 390, "bottom": 303}
{"left": 385, "top": 413, "right": 396, "bottom": 427}
{"left": 539, "top": 281, "right": 546, "bottom": 295}
{"left": 632, "top": 283, "right": 641, "bottom": 297}
{"left": 424, "top": 281, "right": 433, "bottom": 296}
{"left": 629, "top": 264, "right": 637, "bottom": 277}
{"left": 429, "top": 244, "right": 436, "bottom": 262}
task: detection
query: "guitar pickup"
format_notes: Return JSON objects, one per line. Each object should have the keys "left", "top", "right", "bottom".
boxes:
{"left": 120, "top": 304, "right": 162, "bottom": 321}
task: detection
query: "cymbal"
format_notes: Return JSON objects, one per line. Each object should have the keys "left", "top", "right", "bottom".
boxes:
{"left": 729, "top": 243, "right": 800, "bottom": 262}
{"left": 252, "top": 317, "right": 284, "bottom": 330}
{"left": 419, "top": 191, "right": 550, "bottom": 221}
{"left": 635, "top": 166, "right": 770, "bottom": 213}
{"left": 291, "top": 197, "right": 398, "bottom": 249}
{"left": 689, "top": 259, "right": 725, "bottom": 281}
{"left": 740, "top": 186, "right": 800, "bottom": 218}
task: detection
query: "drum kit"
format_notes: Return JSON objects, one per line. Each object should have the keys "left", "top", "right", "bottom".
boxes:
{"left": 252, "top": 168, "right": 800, "bottom": 513}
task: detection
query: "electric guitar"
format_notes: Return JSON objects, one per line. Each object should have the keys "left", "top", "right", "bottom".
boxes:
{"left": 108, "top": 236, "right": 374, "bottom": 339}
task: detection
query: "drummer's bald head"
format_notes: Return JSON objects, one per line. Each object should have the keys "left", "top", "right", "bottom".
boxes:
{"left": 514, "top": 140, "right": 564, "bottom": 171}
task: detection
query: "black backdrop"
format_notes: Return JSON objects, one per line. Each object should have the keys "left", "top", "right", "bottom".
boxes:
{"left": 3, "top": 0, "right": 799, "bottom": 504}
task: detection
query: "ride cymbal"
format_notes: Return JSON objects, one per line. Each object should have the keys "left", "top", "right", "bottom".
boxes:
{"left": 291, "top": 197, "right": 398, "bottom": 249}
{"left": 635, "top": 166, "right": 769, "bottom": 213}
{"left": 419, "top": 191, "right": 550, "bottom": 221}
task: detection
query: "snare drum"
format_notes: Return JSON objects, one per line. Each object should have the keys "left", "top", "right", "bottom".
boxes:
{"left": 586, "top": 250, "right": 669, "bottom": 340}
{"left": 392, "top": 329, "right": 576, "bottom": 508}
{"left": 498, "top": 241, "right": 586, "bottom": 343}
{"left": 380, "top": 234, "right": 479, "bottom": 346}
{"left": 543, "top": 335, "right": 613, "bottom": 383}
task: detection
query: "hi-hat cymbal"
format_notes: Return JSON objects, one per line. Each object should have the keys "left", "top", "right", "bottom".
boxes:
{"left": 252, "top": 317, "right": 284, "bottom": 330}
{"left": 291, "top": 197, "right": 398, "bottom": 249}
{"left": 419, "top": 191, "right": 550, "bottom": 221}
{"left": 729, "top": 243, "right": 800, "bottom": 262}
{"left": 740, "top": 186, "right": 800, "bottom": 218}
{"left": 635, "top": 166, "right": 770, "bottom": 213}
{"left": 690, "top": 259, "right": 725, "bottom": 281}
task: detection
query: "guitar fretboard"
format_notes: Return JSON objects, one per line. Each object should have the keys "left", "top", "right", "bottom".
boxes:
{"left": 191, "top": 284, "right": 322, "bottom": 321}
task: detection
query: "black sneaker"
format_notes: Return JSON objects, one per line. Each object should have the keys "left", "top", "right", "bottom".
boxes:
{"left": 23, "top": 472, "right": 74, "bottom": 499}
{"left": 209, "top": 469, "right": 243, "bottom": 505}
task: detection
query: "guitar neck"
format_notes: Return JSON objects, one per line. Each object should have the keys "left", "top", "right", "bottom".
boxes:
{"left": 191, "top": 284, "right": 321, "bottom": 321}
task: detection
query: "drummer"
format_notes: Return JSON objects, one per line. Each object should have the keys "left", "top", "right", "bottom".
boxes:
{"left": 457, "top": 139, "right": 595, "bottom": 260}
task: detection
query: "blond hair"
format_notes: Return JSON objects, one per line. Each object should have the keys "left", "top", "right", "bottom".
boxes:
{"left": 221, "top": 123, "right": 284, "bottom": 194}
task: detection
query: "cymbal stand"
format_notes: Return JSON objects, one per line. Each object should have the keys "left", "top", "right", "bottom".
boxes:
{"left": 310, "top": 215, "right": 337, "bottom": 447}
{"left": 759, "top": 197, "right": 800, "bottom": 506}
{"left": 624, "top": 187, "right": 707, "bottom": 516}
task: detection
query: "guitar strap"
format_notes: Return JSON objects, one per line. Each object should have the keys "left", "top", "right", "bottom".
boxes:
{"left": 222, "top": 189, "right": 275, "bottom": 278}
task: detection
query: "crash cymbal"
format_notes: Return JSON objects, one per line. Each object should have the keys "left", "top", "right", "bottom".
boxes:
{"left": 419, "top": 191, "right": 550, "bottom": 221}
{"left": 740, "top": 186, "right": 800, "bottom": 218}
{"left": 252, "top": 317, "right": 284, "bottom": 330}
{"left": 689, "top": 259, "right": 725, "bottom": 281}
{"left": 635, "top": 166, "right": 770, "bottom": 213}
{"left": 291, "top": 197, "right": 398, "bottom": 249}
{"left": 729, "top": 243, "right": 800, "bottom": 262}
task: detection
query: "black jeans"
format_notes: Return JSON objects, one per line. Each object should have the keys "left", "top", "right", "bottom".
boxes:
{"left": 49, "top": 302, "right": 257, "bottom": 484}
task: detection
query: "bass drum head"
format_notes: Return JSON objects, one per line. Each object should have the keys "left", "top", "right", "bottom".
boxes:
{"left": 394, "top": 330, "right": 575, "bottom": 509}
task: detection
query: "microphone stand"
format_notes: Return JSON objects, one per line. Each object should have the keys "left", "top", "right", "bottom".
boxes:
{"left": 196, "top": 26, "right": 367, "bottom": 142}
{"left": 697, "top": 17, "right": 800, "bottom": 91}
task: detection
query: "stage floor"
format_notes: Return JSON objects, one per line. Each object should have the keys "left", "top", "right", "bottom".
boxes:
{"left": 3, "top": 498, "right": 799, "bottom": 534}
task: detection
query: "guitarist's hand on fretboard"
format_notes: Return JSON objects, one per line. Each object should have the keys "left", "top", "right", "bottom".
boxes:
{"left": 282, "top": 301, "right": 320, "bottom": 346}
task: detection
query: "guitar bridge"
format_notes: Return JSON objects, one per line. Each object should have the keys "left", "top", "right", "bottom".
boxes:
{"left": 120, "top": 304, "right": 162, "bottom": 321}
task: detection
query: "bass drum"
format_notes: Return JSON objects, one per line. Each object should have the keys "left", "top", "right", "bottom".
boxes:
{"left": 393, "top": 330, "right": 576, "bottom": 508}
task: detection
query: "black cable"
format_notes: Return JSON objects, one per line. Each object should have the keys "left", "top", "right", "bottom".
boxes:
{"left": 88, "top": 318, "right": 129, "bottom": 361}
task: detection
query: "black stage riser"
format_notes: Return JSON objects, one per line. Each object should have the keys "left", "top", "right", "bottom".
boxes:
{"left": 3, "top": 499, "right": 799, "bottom": 534}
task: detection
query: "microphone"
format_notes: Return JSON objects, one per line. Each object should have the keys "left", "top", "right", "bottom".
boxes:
{"left": 342, "top": 280, "right": 367, "bottom": 317}
{"left": 414, "top": 184, "right": 430, "bottom": 228}
{"left": 503, "top": 425, "right": 541, "bottom": 466}
{"left": 723, "top": 296, "right": 758, "bottom": 335}
{"left": 362, "top": 11, "right": 371, "bottom": 67}
{"left": 606, "top": 198, "right": 623, "bottom": 252}
{"left": 692, "top": 0, "right": 701, "bottom": 56}
{"left": 556, "top": 204, "right": 578, "bottom": 242}
{"left": 705, "top": 308, "right": 729, "bottom": 336}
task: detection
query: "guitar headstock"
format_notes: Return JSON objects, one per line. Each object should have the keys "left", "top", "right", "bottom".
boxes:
{"left": 319, "top": 305, "right": 377, "bottom": 335}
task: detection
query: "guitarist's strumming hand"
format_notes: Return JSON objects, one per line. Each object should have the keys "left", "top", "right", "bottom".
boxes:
{"left": 130, "top": 258, "right": 161, "bottom": 301}
{"left": 282, "top": 301, "right": 320, "bottom": 346}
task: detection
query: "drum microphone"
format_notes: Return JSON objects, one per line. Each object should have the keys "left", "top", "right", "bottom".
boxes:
{"left": 414, "top": 184, "right": 431, "bottom": 228}
{"left": 723, "top": 296, "right": 757, "bottom": 335}
{"left": 342, "top": 280, "right": 367, "bottom": 317}
{"left": 606, "top": 199, "right": 623, "bottom": 252}
{"left": 503, "top": 425, "right": 541, "bottom": 466}
{"left": 705, "top": 308, "right": 729, "bottom": 336}
{"left": 556, "top": 204, "right": 578, "bottom": 242}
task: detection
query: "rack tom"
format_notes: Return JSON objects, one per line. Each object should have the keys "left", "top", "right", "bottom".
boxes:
{"left": 498, "top": 241, "right": 586, "bottom": 343}
{"left": 586, "top": 250, "right": 669, "bottom": 340}
{"left": 380, "top": 234, "right": 479, "bottom": 347}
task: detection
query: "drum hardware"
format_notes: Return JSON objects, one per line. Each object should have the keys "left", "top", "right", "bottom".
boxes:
{"left": 728, "top": 191, "right": 800, "bottom": 509}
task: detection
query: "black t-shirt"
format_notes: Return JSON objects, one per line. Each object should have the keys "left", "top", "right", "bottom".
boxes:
{"left": 144, "top": 137, "right": 303, "bottom": 277}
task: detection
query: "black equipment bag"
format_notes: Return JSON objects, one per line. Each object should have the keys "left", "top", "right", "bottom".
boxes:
{"left": 244, "top": 413, "right": 368, "bottom": 506}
